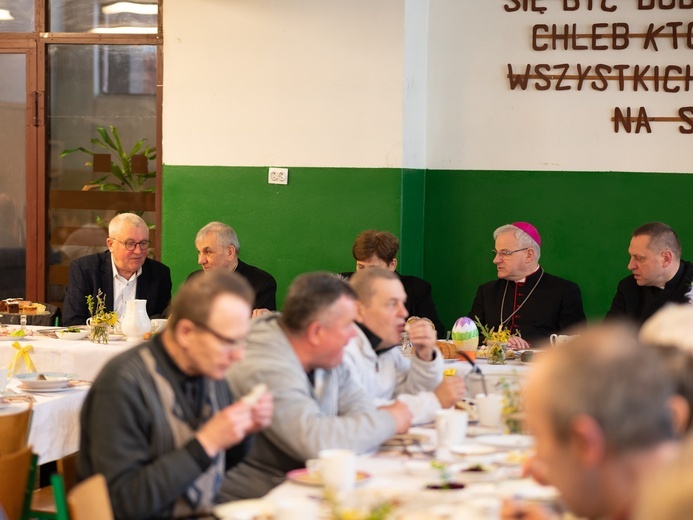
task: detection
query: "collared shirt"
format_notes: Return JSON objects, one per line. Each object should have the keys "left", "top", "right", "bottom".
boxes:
{"left": 110, "top": 254, "right": 142, "bottom": 321}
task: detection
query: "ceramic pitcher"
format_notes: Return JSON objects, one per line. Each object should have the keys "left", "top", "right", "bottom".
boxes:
{"left": 121, "top": 299, "right": 151, "bottom": 342}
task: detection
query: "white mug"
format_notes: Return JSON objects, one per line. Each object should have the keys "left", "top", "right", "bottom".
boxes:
{"left": 308, "top": 449, "right": 356, "bottom": 495}
{"left": 549, "top": 334, "right": 573, "bottom": 347}
{"left": 150, "top": 319, "right": 168, "bottom": 333}
{"left": 0, "top": 367, "right": 8, "bottom": 393}
{"left": 473, "top": 393, "right": 504, "bottom": 428}
{"left": 435, "top": 409, "right": 468, "bottom": 448}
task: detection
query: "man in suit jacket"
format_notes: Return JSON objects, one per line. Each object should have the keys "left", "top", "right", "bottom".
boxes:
{"left": 63, "top": 213, "right": 172, "bottom": 326}
{"left": 189, "top": 222, "right": 277, "bottom": 316}
{"left": 341, "top": 230, "right": 447, "bottom": 338}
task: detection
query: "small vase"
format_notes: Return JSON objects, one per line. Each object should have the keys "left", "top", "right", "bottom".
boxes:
{"left": 121, "top": 299, "right": 151, "bottom": 342}
{"left": 486, "top": 341, "right": 507, "bottom": 365}
{"left": 90, "top": 323, "right": 109, "bottom": 344}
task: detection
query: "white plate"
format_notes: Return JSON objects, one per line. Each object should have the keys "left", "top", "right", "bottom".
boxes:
{"left": 497, "top": 480, "right": 560, "bottom": 503}
{"left": 0, "top": 334, "right": 29, "bottom": 342}
{"left": 56, "top": 330, "right": 89, "bottom": 341}
{"left": 450, "top": 444, "right": 497, "bottom": 456}
{"left": 404, "top": 460, "right": 462, "bottom": 478}
{"left": 213, "top": 499, "right": 275, "bottom": 520}
{"left": 18, "top": 386, "right": 77, "bottom": 393}
{"left": 15, "top": 372, "right": 78, "bottom": 390}
{"left": 475, "top": 434, "right": 534, "bottom": 450}
{"left": 108, "top": 334, "right": 126, "bottom": 341}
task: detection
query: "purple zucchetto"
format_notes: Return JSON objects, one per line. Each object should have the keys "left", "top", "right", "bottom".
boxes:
{"left": 512, "top": 221, "right": 541, "bottom": 247}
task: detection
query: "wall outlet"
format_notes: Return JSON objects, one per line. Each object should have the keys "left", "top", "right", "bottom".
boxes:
{"left": 268, "top": 167, "right": 289, "bottom": 185}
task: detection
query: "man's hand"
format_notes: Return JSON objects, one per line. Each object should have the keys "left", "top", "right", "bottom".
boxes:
{"left": 380, "top": 401, "right": 413, "bottom": 434}
{"left": 248, "top": 390, "right": 273, "bottom": 433}
{"left": 500, "top": 499, "right": 557, "bottom": 520}
{"left": 434, "top": 376, "right": 466, "bottom": 408}
{"left": 252, "top": 308, "right": 272, "bottom": 318}
{"left": 406, "top": 319, "right": 437, "bottom": 361}
{"left": 522, "top": 452, "right": 550, "bottom": 486}
{"left": 508, "top": 336, "right": 531, "bottom": 350}
{"left": 196, "top": 401, "right": 253, "bottom": 458}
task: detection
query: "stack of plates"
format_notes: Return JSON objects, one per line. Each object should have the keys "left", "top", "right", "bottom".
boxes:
{"left": 15, "top": 372, "right": 78, "bottom": 392}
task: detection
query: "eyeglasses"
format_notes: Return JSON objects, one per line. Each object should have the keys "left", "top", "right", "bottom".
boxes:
{"left": 192, "top": 320, "right": 245, "bottom": 351}
{"left": 492, "top": 248, "right": 528, "bottom": 257}
{"left": 110, "top": 238, "right": 151, "bottom": 251}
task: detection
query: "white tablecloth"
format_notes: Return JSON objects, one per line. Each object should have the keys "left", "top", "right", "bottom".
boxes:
{"left": 1, "top": 380, "right": 90, "bottom": 465}
{"left": 0, "top": 326, "right": 136, "bottom": 381}
{"left": 251, "top": 427, "right": 556, "bottom": 520}
{"left": 0, "top": 326, "right": 139, "bottom": 464}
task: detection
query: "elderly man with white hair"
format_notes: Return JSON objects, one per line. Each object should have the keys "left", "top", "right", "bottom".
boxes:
{"left": 469, "top": 222, "right": 585, "bottom": 349}
{"left": 63, "top": 212, "right": 172, "bottom": 326}
{"left": 190, "top": 222, "right": 277, "bottom": 316}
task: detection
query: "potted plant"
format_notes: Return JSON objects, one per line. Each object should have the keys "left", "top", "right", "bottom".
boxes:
{"left": 60, "top": 125, "right": 156, "bottom": 193}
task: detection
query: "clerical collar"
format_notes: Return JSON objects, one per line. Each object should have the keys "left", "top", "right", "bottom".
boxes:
{"left": 513, "top": 265, "right": 541, "bottom": 284}
{"left": 661, "top": 261, "right": 685, "bottom": 290}
{"left": 357, "top": 323, "right": 398, "bottom": 356}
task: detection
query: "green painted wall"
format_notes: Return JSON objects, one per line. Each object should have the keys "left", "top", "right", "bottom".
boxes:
{"left": 161, "top": 166, "right": 692, "bottom": 329}
{"left": 424, "top": 170, "right": 693, "bottom": 332}
{"left": 161, "top": 165, "right": 403, "bottom": 305}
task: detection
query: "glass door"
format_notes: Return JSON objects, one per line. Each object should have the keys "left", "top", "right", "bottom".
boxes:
{"left": 0, "top": 47, "right": 41, "bottom": 300}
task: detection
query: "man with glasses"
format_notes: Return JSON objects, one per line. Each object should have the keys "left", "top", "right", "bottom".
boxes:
{"left": 469, "top": 222, "right": 585, "bottom": 349}
{"left": 63, "top": 212, "right": 172, "bottom": 326}
{"left": 78, "top": 271, "right": 273, "bottom": 520}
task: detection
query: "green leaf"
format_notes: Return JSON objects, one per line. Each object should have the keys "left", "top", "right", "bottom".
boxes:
{"left": 97, "top": 127, "right": 118, "bottom": 151}
{"left": 60, "top": 146, "right": 95, "bottom": 158}
{"left": 100, "top": 183, "right": 126, "bottom": 192}
{"left": 129, "top": 139, "right": 145, "bottom": 157}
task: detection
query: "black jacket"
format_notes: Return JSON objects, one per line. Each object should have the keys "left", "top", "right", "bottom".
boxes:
{"left": 470, "top": 268, "right": 586, "bottom": 346}
{"left": 63, "top": 251, "right": 172, "bottom": 326}
{"left": 606, "top": 260, "right": 693, "bottom": 326}
{"left": 188, "top": 259, "right": 277, "bottom": 311}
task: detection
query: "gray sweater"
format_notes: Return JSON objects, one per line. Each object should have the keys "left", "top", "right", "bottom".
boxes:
{"left": 219, "top": 315, "right": 397, "bottom": 500}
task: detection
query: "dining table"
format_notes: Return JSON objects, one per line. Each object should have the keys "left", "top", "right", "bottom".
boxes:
{"left": 213, "top": 354, "right": 547, "bottom": 520}
{"left": 215, "top": 426, "right": 559, "bottom": 520}
{"left": 0, "top": 325, "right": 135, "bottom": 381}
{"left": 0, "top": 325, "right": 140, "bottom": 464}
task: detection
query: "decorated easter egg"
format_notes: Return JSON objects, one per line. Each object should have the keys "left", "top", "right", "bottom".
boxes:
{"left": 451, "top": 317, "right": 479, "bottom": 352}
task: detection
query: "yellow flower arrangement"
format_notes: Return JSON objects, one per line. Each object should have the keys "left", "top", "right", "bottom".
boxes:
{"left": 473, "top": 317, "right": 520, "bottom": 365}
{"left": 86, "top": 289, "right": 118, "bottom": 343}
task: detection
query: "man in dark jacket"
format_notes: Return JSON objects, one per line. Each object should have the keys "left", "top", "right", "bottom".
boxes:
{"left": 341, "top": 230, "right": 447, "bottom": 338}
{"left": 607, "top": 222, "right": 693, "bottom": 325}
{"left": 62, "top": 213, "right": 172, "bottom": 326}
{"left": 190, "top": 222, "right": 277, "bottom": 316}
{"left": 470, "top": 222, "right": 585, "bottom": 348}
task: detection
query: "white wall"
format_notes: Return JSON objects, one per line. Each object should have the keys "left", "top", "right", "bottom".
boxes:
{"left": 427, "top": 0, "right": 693, "bottom": 173}
{"left": 164, "top": 0, "right": 405, "bottom": 168}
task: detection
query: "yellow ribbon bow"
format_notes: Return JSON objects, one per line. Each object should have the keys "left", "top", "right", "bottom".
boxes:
{"left": 9, "top": 341, "right": 36, "bottom": 374}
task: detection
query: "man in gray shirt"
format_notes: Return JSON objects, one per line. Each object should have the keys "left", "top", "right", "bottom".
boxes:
{"left": 219, "top": 272, "right": 412, "bottom": 500}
